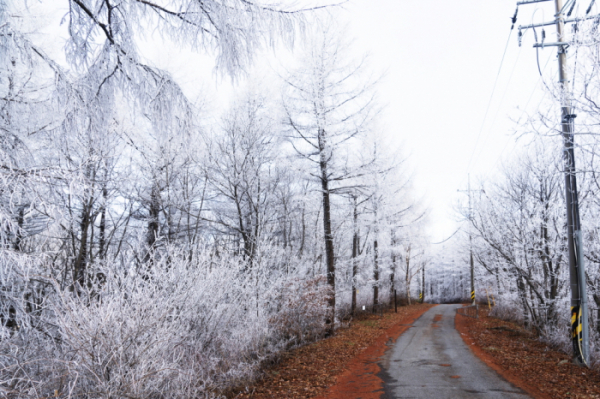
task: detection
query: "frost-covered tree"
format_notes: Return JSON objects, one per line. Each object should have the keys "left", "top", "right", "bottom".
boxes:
{"left": 468, "top": 142, "right": 567, "bottom": 329}
{"left": 64, "top": 0, "right": 329, "bottom": 76}
{"left": 204, "top": 89, "right": 282, "bottom": 261}
{"left": 0, "top": 1, "right": 381, "bottom": 396}
{"left": 282, "top": 22, "right": 377, "bottom": 330}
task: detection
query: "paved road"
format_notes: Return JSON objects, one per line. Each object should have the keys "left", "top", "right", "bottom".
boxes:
{"left": 379, "top": 304, "right": 530, "bottom": 399}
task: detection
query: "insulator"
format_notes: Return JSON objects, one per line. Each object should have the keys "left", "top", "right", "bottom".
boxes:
{"left": 567, "top": 0, "right": 577, "bottom": 16}
{"left": 587, "top": 0, "right": 596, "bottom": 14}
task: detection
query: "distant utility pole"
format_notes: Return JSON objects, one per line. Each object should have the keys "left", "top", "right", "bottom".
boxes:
{"left": 458, "top": 174, "right": 477, "bottom": 306}
{"left": 517, "top": 0, "right": 593, "bottom": 366}
{"left": 421, "top": 261, "right": 426, "bottom": 303}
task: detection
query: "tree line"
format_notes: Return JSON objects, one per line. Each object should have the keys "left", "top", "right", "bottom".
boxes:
{"left": 0, "top": 2, "right": 426, "bottom": 397}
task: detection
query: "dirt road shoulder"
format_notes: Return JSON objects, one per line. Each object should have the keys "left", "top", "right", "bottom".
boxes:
{"left": 456, "top": 308, "right": 600, "bottom": 399}
{"left": 229, "top": 303, "right": 432, "bottom": 399}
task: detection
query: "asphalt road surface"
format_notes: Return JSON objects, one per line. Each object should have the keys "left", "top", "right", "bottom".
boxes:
{"left": 379, "top": 304, "right": 530, "bottom": 398}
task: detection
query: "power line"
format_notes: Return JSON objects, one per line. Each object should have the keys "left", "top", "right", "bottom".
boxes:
{"left": 465, "top": 25, "right": 515, "bottom": 176}
{"left": 489, "top": 50, "right": 554, "bottom": 171}
{"left": 468, "top": 40, "right": 524, "bottom": 172}
{"left": 431, "top": 228, "right": 461, "bottom": 245}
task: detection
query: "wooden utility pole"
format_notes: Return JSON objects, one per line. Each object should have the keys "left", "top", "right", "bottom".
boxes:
{"left": 459, "top": 175, "right": 476, "bottom": 305}
{"left": 553, "top": 0, "right": 589, "bottom": 367}
{"left": 421, "top": 260, "right": 425, "bottom": 303}
{"left": 469, "top": 177, "right": 475, "bottom": 305}
{"left": 517, "top": 0, "right": 590, "bottom": 365}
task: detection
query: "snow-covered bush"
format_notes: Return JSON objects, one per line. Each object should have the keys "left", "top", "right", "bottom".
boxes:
{"left": 267, "top": 275, "right": 331, "bottom": 346}
{"left": 0, "top": 245, "right": 329, "bottom": 398}
{"left": 489, "top": 302, "right": 526, "bottom": 326}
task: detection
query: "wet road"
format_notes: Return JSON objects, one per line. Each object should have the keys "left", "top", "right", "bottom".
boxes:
{"left": 379, "top": 304, "right": 530, "bottom": 398}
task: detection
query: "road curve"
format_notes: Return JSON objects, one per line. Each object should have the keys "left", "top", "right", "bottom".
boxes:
{"left": 379, "top": 304, "right": 530, "bottom": 399}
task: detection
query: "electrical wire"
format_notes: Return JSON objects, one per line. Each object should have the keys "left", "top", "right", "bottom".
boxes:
{"left": 531, "top": 23, "right": 556, "bottom": 100}
{"left": 431, "top": 228, "right": 461, "bottom": 245}
{"left": 489, "top": 51, "right": 554, "bottom": 171}
{"left": 468, "top": 42, "right": 524, "bottom": 172}
{"left": 464, "top": 26, "right": 514, "bottom": 177}
{"left": 464, "top": 6, "right": 566, "bottom": 188}
{"left": 524, "top": 7, "right": 553, "bottom": 93}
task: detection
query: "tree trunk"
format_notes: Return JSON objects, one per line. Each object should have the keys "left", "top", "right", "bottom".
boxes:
{"left": 373, "top": 198, "right": 379, "bottom": 311}
{"left": 13, "top": 206, "right": 24, "bottom": 251}
{"left": 390, "top": 229, "right": 396, "bottom": 307}
{"left": 98, "top": 184, "right": 107, "bottom": 261}
{"left": 299, "top": 206, "right": 306, "bottom": 258}
{"left": 145, "top": 183, "right": 160, "bottom": 265}
{"left": 351, "top": 198, "right": 359, "bottom": 315}
{"left": 73, "top": 198, "right": 93, "bottom": 290}
{"left": 373, "top": 238, "right": 379, "bottom": 311}
{"left": 594, "top": 293, "right": 600, "bottom": 334}
{"left": 318, "top": 128, "right": 335, "bottom": 335}
{"left": 516, "top": 275, "right": 532, "bottom": 329}
{"left": 405, "top": 244, "right": 412, "bottom": 305}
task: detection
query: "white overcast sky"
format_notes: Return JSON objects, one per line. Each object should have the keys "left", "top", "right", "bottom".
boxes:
{"left": 345, "top": 0, "right": 568, "bottom": 242}
{"left": 22, "top": 0, "right": 582, "bottom": 243}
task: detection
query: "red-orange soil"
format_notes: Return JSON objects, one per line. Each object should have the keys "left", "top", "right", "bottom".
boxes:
{"left": 314, "top": 305, "right": 432, "bottom": 399}
{"left": 456, "top": 308, "right": 600, "bottom": 399}
{"left": 229, "top": 303, "right": 432, "bottom": 399}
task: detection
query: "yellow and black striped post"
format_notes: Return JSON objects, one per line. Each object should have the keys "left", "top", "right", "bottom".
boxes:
{"left": 571, "top": 305, "right": 586, "bottom": 365}
{"left": 419, "top": 292, "right": 423, "bottom": 303}
{"left": 470, "top": 290, "right": 475, "bottom": 302}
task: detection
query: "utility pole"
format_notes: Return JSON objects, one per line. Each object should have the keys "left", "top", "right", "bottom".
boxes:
{"left": 421, "top": 260, "right": 425, "bottom": 303}
{"left": 469, "top": 176, "right": 475, "bottom": 306}
{"left": 459, "top": 174, "right": 477, "bottom": 305}
{"left": 517, "top": 0, "right": 591, "bottom": 366}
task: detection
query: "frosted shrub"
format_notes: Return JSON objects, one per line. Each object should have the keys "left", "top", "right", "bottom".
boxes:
{"left": 50, "top": 259, "right": 249, "bottom": 397}
{"left": 267, "top": 275, "right": 330, "bottom": 346}
{"left": 0, "top": 246, "right": 331, "bottom": 398}
{"left": 489, "top": 302, "right": 526, "bottom": 325}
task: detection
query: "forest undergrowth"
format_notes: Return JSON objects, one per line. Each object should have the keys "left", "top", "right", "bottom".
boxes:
{"left": 0, "top": 247, "right": 333, "bottom": 398}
